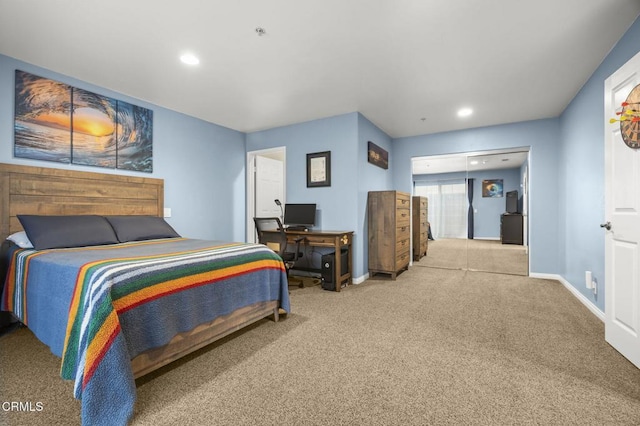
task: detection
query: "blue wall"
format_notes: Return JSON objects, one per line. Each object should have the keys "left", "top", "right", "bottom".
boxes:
{"left": 470, "top": 169, "right": 521, "bottom": 238}
{"left": 0, "top": 54, "right": 247, "bottom": 242}
{"left": 246, "top": 113, "right": 362, "bottom": 275}
{"left": 246, "top": 112, "right": 359, "bottom": 231}
{"left": 357, "top": 114, "right": 394, "bottom": 277}
{"left": 559, "top": 16, "right": 640, "bottom": 309}
{"left": 393, "top": 119, "right": 561, "bottom": 276}
{"left": 246, "top": 112, "right": 395, "bottom": 280}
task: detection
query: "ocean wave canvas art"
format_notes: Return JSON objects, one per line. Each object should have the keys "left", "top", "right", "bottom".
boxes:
{"left": 14, "top": 70, "right": 153, "bottom": 173}
{"left": 14, "top": 71, "right": 73, "bottom": 163}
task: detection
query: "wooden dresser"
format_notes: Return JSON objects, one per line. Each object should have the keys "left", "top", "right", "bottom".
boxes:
{"left": 367, "top": 190, "right": 411, "bottom": 279}
{"left": 412, "top": 196, "right": 428, "bottom": 261}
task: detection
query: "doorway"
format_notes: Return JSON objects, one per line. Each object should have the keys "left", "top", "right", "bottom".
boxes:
{"left": 411, "top": 148, "right": 530, "bottom": 276}
{"left": 246, "top": 147, "right": 286, "bottom": 243}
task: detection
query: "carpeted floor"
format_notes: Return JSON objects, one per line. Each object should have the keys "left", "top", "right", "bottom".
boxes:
{"left": 2, "top": 267, "right": 640, "bottom": 425}
{"left": 416, "top": 238, "right": 528, "bottom": 276}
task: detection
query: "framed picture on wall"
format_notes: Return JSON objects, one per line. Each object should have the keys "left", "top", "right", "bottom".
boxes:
{"left": 307, "top": 151, "right": 331, "bottom": 187}
{"left": 482, "top": 179, "right": 503, "bottom": 197}
{"left": 14, "top": 70, "right": 154, "bottom": 173}
{"left": 367, "top": 141, "right": 388, "bottom": 169}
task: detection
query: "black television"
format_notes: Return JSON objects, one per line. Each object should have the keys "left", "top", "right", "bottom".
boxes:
{"left": 283, "top": 203, "right": 316, "bottom": 229}
{"left": 506, "top": 190, "right": 519, "bottom": 213}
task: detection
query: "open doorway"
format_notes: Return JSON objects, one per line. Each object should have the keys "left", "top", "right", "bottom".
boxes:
{"left": 411, "top": 148, "right": 530, "bottom": 276}
{"left": 246, "top": 147, "right": 286, "bottom": 243}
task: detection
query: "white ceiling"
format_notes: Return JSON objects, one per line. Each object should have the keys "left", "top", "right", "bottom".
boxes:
{"left": 1, "top": 1, "right": 639, "bottom": 138}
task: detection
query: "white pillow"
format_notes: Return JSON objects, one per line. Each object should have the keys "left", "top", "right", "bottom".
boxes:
{"left": 7, "top": 231, "right": 34, "bottom": 249}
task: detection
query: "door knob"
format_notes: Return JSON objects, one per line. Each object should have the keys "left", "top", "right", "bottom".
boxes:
{"left": 600, "top": 222, "right": 612, "bottom": 231}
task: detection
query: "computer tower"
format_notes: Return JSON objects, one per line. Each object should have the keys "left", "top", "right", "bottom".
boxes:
{"left": 321, "top": 249, "right": 348, "bottom": 290}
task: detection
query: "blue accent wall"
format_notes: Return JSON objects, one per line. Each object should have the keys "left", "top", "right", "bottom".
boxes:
{"left": 0, "top": 54, "right": 247, "bottom": 242}
{"left": 559, "top": 16, "right": 640, "bottom": 310}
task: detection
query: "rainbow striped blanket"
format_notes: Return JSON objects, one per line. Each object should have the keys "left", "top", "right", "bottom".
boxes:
{"left": 2, "top": 238, "right": 289, "bottom": 425}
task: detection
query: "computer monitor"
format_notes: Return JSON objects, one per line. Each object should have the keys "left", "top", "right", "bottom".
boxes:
{"left": 283, "top": 203, "right": 316, "bottom": 229}
{"left": 506, "top": 190, "right": 519, "bottom": 213}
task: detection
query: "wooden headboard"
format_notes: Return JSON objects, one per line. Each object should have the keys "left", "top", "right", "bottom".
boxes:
{"left": 0, "top": 163, "right": 164, "bottom": 241}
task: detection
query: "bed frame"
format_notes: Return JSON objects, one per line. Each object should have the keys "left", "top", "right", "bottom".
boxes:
{"left": 0, "top": 162, "right": 279, "bottom": 378}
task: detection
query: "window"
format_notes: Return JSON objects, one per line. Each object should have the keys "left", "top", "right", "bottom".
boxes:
{"left": 414, "top": 180, "right": 467, "bottom": 239}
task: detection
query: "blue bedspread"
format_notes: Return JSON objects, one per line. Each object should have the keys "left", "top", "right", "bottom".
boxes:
{"left": 2, "top": 238, "right": 289, "bottom": 425}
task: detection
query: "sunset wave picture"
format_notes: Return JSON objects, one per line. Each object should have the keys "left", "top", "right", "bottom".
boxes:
{"left": 14, "top": 70, "right": 153, "bottom": 172}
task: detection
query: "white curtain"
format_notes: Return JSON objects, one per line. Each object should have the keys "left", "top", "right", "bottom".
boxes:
{"left": 414, "top": 180, "right": 467, "bottom": 239}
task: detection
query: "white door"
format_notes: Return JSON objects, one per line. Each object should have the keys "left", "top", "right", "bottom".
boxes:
{"left": 246, "top": 153, "right": 285, "bottom": 243}
{"left": 255, "top": 155, "right": 284, "bottom": 219}
{"left": 604, "top": 50, "right": 640, "bottom": 368}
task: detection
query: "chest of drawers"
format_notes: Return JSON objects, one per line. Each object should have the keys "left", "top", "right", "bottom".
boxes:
{"left": 367, "top": 190, "right": 411, "bottom": 279}
{"left": 412, "top": 196, "right": 428, "bottom": 260}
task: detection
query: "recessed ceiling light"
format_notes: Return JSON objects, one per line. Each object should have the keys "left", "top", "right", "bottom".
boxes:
{"left": 180, "top": 53, "right": 200, "bottom": 65}
{"left": 457, "top": 108, "right": 473, "bottom": 117}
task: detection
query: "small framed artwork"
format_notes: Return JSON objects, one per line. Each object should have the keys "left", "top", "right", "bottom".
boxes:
{"left": 482, "top": 179, "right": 503, "bottom": 197}
{"left": 307, "top": 151, "right": 331, "bottom": 187}
{"left": 368, "top": 141, "right": 388, "bottom": 169}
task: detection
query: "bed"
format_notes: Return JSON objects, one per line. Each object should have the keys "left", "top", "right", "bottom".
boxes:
{"left": 0, "top": 163, "right": 290, "bottom": 426}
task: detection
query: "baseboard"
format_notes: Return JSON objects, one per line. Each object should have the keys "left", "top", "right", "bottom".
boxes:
{"left": 529, "top": 273, "right": 605, "bottom": 322}
{"left": 353, "top": 273, "right": 368, "bottom": 285}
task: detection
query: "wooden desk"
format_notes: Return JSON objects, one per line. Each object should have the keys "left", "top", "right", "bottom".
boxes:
{"left": 263, "top": 229, "right": 354, "bottom": 292}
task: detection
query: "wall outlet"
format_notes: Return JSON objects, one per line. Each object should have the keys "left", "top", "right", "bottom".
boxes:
{"left": 164, "top": 207, "right": 172, "bottom": 218}
{"left": 585, "top": 271, "right": 593, "bottom": 289}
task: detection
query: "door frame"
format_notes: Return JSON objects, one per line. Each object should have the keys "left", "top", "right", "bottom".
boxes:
{"left": 246, "top": 147, "right": 286, "bottom": 243}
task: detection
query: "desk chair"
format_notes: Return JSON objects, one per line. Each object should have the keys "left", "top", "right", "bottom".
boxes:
{"left": 253, "top": 217, "right": 305, "bottom": 287}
